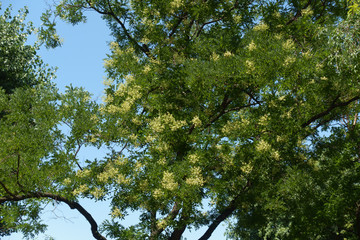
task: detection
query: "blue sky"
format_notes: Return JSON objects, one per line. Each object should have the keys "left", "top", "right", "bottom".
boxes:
{"left": 1, "top": 1, "right": 226, "bottom": 239}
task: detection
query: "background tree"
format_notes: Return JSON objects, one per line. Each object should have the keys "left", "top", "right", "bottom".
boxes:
{"left": 0, "top": 3, "right": 104, "bottom": 239}
{"left": 0, "top": 4, "right": 50, "bottom": 236}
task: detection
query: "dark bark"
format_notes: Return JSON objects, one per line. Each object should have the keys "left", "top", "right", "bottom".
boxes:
{"left": 355, "top": 201, "right": 360, "bottom": 239}
{"left": 198, "top": 180, "right": 251, "bottom": 240}
{"left": 198, "top": 205, "right": 236, "bottom": 240}
{"left": 301, "top": 95, "right": 360, "bottom": 128}
{"left": 169, "top": 224, "right": 187, "bottom": 240}
{"left": 0, "top": 192, "right": 106, "bottom": 240}
{"left": 149, "top": 202, "right": 181, "bottom": 239}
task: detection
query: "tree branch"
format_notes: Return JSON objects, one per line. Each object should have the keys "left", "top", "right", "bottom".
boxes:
{"left": 198, "top": 180, "right": 251, "bottom": 240}
{"left": 301, "top": 95, "right": 360, "bottom": 128}
{"left": 105, "top": 0, "right": 152, "bottom": 58}
{"left": 0, "top": 192, "right": 106, "bottom": 240}
{"left": 150, "top": 201, "right": 181, "bottom": 239}
{"left": 169, "top": 13, "right": 188, "bottom": 38}
{"left": 169, "top": 220, "right": 188, "bottom": 240}
{"left": 286, "top": 0, "right": 313, "bottom": 25}
{"left": 0, "top": 181, "right": 16, "bottom": 197}
{"left": 194, "top": 0, "right": 239, "bottom": 38}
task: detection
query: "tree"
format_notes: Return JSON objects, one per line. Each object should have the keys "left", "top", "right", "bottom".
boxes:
{"left": 0, "top": 4, "right": 101, "bottom": 239}
{"left": 0, "top": 4, "right": 54, "bottom": 236}
{"left": 2, "top": 0, "right": 360, "bottom": 239}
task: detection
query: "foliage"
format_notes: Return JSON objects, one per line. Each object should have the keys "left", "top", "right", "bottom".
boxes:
{"left": 0, "top": 4, "right": 57, "bottom": 236}
{"left": 2, "top": 0, "right": 360, "bottom": 240}
{"left": 0, "top": 5, "right": 54, "bottom": 94}
{"left": 0, "top": 5, "right": 100, "bottom": 239}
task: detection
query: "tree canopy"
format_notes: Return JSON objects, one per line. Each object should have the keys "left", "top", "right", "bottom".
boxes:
{"left": 2, "top": 0, "right": 360, "bottom": 239}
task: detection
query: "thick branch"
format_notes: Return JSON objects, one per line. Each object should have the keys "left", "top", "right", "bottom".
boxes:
{"left": 198, "top": 205, "right": 236, "bottom": 240}
{"left": 105, "top": 0, "right": 151, "bottom": 58}
{"left": 286, "top": 0, "right": 312, "bottom": 25}
{"left": 169, "top": 13, "right": 188, "bottom": 38}
{"left": 0, "top": 192, "right": 106, "bottom": 240}
{"left": 0, "top": 181, "right": 16, "bottom": 197}
{"left": 84, "top": 0, "right": 151, "bottom": 57}
{"left": 301, "top": 96, "right": 360, "bottom": 128}
{"left": 198, "top": 180, "right": 251, "bottom": 240}
{"left": 203, "top": 97, "right": 256, "bottom": 130}
{"left": 356, "top": 201, "right": 360, "bottom": 238}
{"left": 169, "top": 223, "right": 187, "bottom": 240}
{"left": 194, "top": 0, "right": 239, "bottom": 38}
{"left": 150, "top": 202, "right": 181, "bottom": 239}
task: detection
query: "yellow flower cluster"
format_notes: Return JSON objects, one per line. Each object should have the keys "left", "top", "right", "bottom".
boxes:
{"left": 222, "top": 120, "right": 239, "bottom": 135}
{"left": 301, "top": 7, "right": 313, "bottom": 16}
{"left": 282, "top": 39, "right": 295, "bottom": 50}
{"left": 72, "top": 184, "right": 89, "bottom": 196}
{"left": 273, "top": 11, "right": 281, "bottom": 18}
{"left": 211, "top": 52, "right": 220, "bottom": 61}
{"left": 63, "top": 178, "right": 71, "bottom": 185}
{"left": 157, "top": 219, "right": 168, "bottom": 229}
{"left": 186, "top": 167, "right": 205, "bottom": 186}
{"left": 256, "top": 139, "right": 271, "bottom": 152}
{"left": 143, "top": 65, "right": 151, "bottom": 74}
{"left": 283, "top": 56, "right": 296, "bottom": 67}
{"left": 114, "top": 156, "right": 128, "bottom": 166}
{"left": 115, "top": 173, "right": 130, "bottom": 185}
{"left": 191, "top": 116, "right": 202, "bottom": 127}
{"left": 154, "top": 141, "right": 170, "bottom": 153}
{"left": 253, "top": 22, "right": 269, "bottom": 31}
{"left": 170, "top": 0, "right": 183, "bottom": 10}
{"left": 107, "top": 82, "right": 142, "bottom": 115}
{"left": 76, "top": 169, "right": 91, "bottom": 178}
{"left": 241, "top": 162, "right": 253, "bottom": 174}
{"left": 158, "top": 157, "right": 167, "bottom": 165}
{"left": 258, "top": 114, "right": 269, "bottom": 126}
{"left": 233, "top": 15, "right": 242, "bottom": 24}
{"left": 320, "top": 76, "right": 328, "bottom": 81}
{"left": 247, "top": 40, "right": 256, "bottom": 51}
{"left": 149, "top": 113, "right": 187, "bottom": 133}
{"left": 98, "top": 163, "right": 118, "bottom": 183}
{"left": 111, "top": 207, "right": 124, "bottom": 219}
{"left": 91, "top": 187, "right": 105, "bottom": 199}
{"left": 223, "top": 51, "right": 233, "bottom": 57}
{"left": 161, "top": 171, "right": 178, "bottom": 191}
{"left": 271, "top": 150, "right": 280, "bottom": 160}
{"left": 188, "top": 153, "right": 200, "bottom": 164}
{"left": 245, "top": 60, "right": 255, "bottom": 74}
{"left": 149, "top": 117, "right": 165, "bottom": 133}
{"left": 153, "top": 188, "right": 163, "bottom": 199}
